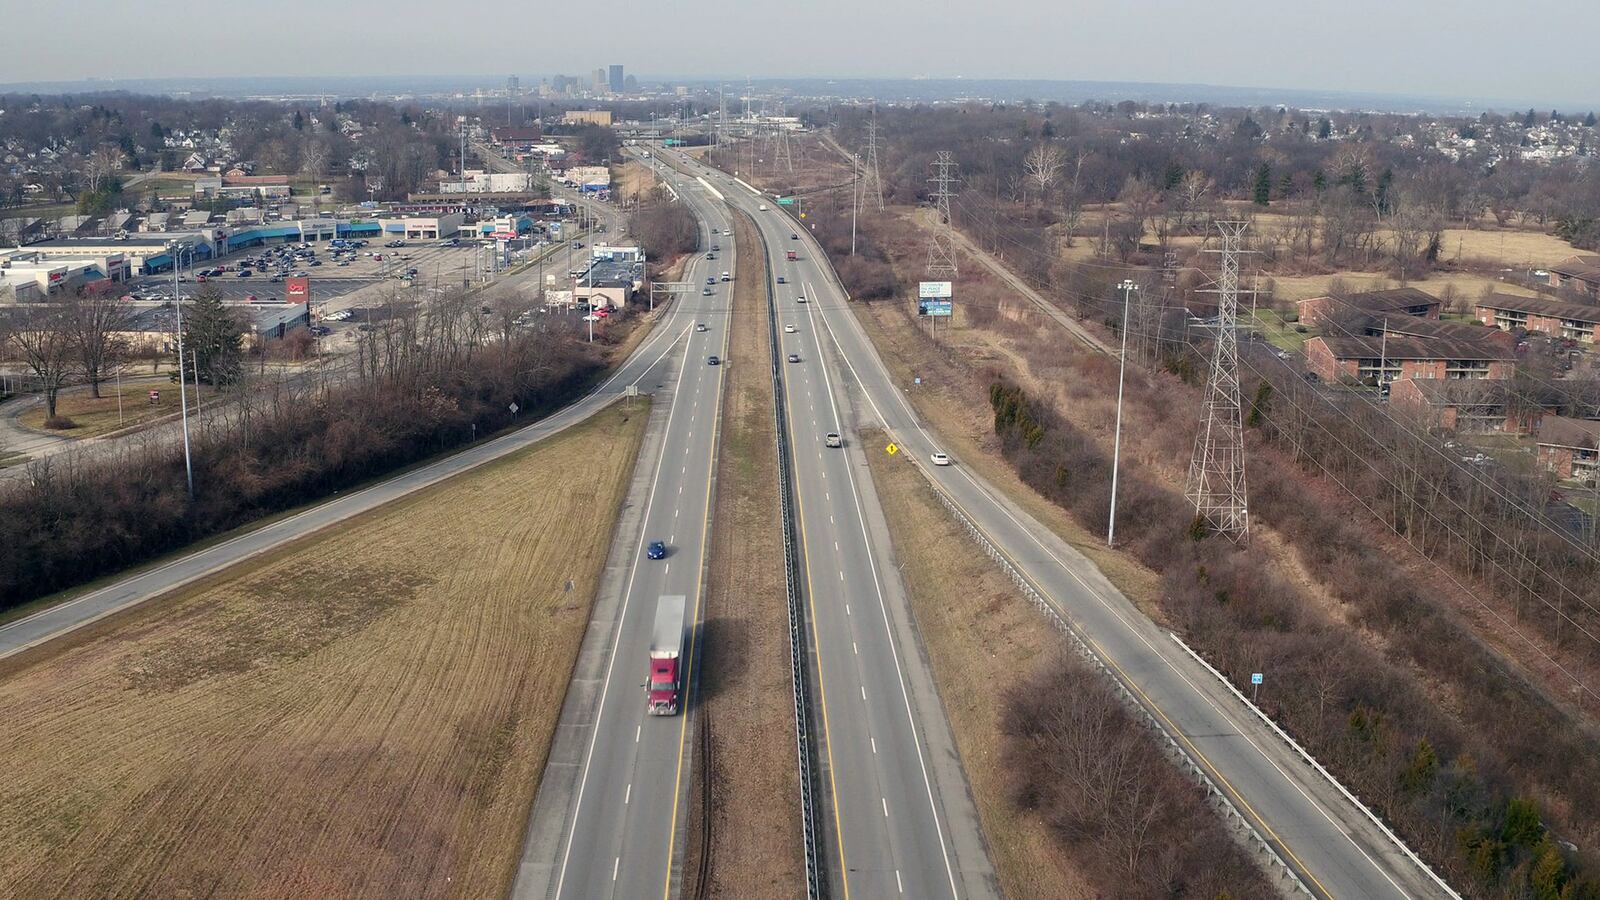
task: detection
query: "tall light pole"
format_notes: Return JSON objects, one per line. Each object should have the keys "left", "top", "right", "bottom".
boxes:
{"left": 168, "top": 241, "right": 197, "bottom": 500}
{"left": 1107, "top": 279, "right": 1138, "bottom": 547}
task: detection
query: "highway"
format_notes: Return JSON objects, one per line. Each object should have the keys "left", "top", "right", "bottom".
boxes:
{"left": 654, "top": 157, "right": 998, "bottom": 898}
{"left": 512, "top": 170, "right": 733, "bottom": 900}
{"left": 664, "top": 150, "right": 1453, "bottom": 899}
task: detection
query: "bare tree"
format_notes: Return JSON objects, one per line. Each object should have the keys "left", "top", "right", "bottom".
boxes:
{"left": 300, "top": 139, "right": 330, "bottom": 182}
{"left": 83, "top": 144, "right": 126, "bottom": 193}
{"left": 1022, "top": 142, "right": 1065, "bottom": 206}
{"left": 62, "top": 290, "right": 133, "bottom": 399}
{"left": 9, "top": 306, "right": 75, "bottom": 421}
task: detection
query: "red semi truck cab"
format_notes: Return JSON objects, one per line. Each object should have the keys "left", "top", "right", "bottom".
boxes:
{"left": 785, "top": 250, "right": 798, "bottom": 261}
{"left": 648, "top": 594, "right": 686, "bottom": 715}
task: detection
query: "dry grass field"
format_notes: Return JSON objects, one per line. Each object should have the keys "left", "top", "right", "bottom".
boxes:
{"left": 18, "top": 380, "right": 211, "bottom": 438}
{"left": 0, "top": 401, "right": 648, "bottom": 900}
{"left": 863, "top": 432, "right": 1096, "bottom": 900}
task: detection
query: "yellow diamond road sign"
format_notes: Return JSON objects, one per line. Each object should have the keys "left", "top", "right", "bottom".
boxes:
{"left": 886, "top": 443, "right": 899, "bottom": 456}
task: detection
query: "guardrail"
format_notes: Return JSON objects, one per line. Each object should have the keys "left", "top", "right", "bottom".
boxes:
{"left": 910, "top": 462, "right": 1312, "bottom": 896}
{"left": 744, "top": 207, "right": 826, "bottom": 900}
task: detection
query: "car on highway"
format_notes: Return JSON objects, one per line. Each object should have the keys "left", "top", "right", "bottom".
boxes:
{"left": 706, "top": 276, "right": 716, "bottom": 285}
{"left": 825, "top": 432, "right": 842, "bottom": 448}
{"left": 646, "top": 540, "right": 667, "bottom": 560}
{"left": 776, "top": 275, "right": 786, "bottom": 284}
{"left": 790, "top": 232, "right": 799, "bottom": 240}
{"left": 712, "top": 244, "right": 720, "bottom": 251}
{"left": 796, "top": 295, "right": 806, "bottom": 303}
{"left": 784, "top": 324, "right": 796, "bottom": 333}
{"left": 702, "top": 287, "right": 713, "bottom": 296}
{"left": 705, "top": 252, "right": 714, "bottom": 260}
{"left": 707, "top": 355, "right": 720, "bottom": 365}
{"left": 787, "top": 353, "right": 801, "bottom": 363}
{"left": 931, "top": 451, "right": 952, "bottom": 466}
{"left": 696, "top": 323, "right": 708, "bottom": 332}
{"left": 720, "top": 272, "right": 731, "bottom": 282}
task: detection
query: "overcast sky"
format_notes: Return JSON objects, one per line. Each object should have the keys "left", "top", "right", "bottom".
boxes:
{"left": 6, "top": 0, "right": 1598, "bottom": 107}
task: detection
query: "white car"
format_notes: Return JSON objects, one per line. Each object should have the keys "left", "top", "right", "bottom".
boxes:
{"left": 796, "top": 295, "right": 807, "bottom": 303}
{"left": 784, "top": 324, "right": 796, "bottom": 333}
{"left": 930, "top": 451, "right": 951, "bottom": 466}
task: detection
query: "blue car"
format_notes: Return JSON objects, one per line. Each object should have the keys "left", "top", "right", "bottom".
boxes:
{"left": 647, "top": 541, "right": 667, "bottom": 560}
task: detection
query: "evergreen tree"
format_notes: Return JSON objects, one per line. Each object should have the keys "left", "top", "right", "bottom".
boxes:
{"left": 1312, "top": 169, "right": 1327, "bottom": 192}
{"left": 1316, "top": 117, "right": 1332, "bottom": 139}
{"left": 1277, "top": 170, "right": 1296, "bottom": 198}
{"left": 1524, "top": 108, "right": 1537, "bottom": 127}
{"left": 1163, "top": 162, "right": 1185, "bottom": 191}
{"left": 182, "top": 284, "right": 244, "bottom": 386}
{"left": 292, "top": 109, "right": 305, "bottom": 131}
{"left": 1253, "top": 163, "right": 1272, "bottom": 205}
{"left": 1375, "top": 168, "right": 1394, "bottom": 214}
{"left": 1586, "top": 111, "right": 1597, "bottom": 127}
{"left": 1551, "top": 109, "right": 1561, "bottom": 123}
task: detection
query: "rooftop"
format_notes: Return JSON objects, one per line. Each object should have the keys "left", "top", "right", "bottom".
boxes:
{"left": 1539, "top": 415, "right": 1600, "bottom": 449}
{"left": 1313, "top": 334, "right": 1516, "bottom": 361}
{"left": 1476, "top": 292, "right": 1600, "bottom": 323}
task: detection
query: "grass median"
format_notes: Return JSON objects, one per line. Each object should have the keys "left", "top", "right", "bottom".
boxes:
{"left": 681, "top": 208, "right": 804, "bottom": 898}
{"left": 0, "top": 400, "right": 648, "bottom": 899}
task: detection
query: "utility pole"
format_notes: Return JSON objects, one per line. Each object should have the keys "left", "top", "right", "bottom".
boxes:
{"left": 924, "top": 151, "right": 959, "bottom": 279}
{"left": 168, "top": 243, "right": 195, "bottom": 501}
{"left": 1108, "top": 279, "right": 1138, "bottom": 546}
{"left": 862, "top": 108, "right": 885, "bottom": 211}
{"left": 1185, "top": 220, "right": 1252, "bottom": 542}
{"left": 851, "top": 152, "right": 860, "bottom": 256}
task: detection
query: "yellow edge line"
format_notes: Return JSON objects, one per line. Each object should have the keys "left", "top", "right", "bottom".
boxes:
{"left": 660, "top": 218, "right": 734, "bottom": 900}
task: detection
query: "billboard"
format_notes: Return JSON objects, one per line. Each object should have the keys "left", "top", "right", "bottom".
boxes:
{"left": 918, "top": 281, "right": 952, "bottom": 316}
{"left": 285, "top": 276, "right": 310, "bottom": 303}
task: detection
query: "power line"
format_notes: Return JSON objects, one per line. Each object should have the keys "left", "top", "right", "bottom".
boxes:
{"left": 861, "top": 109, "right": 885, "bottom": 212}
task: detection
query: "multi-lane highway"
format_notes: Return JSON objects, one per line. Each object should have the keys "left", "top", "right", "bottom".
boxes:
{"left": 651, "top": 156, "right": 998, "bottom": 898}
{"left": 512, "top": 171, "right": 733, "bottom": 900}
{"left": 664, "top": 150, "right": 1453, "bottom": 899}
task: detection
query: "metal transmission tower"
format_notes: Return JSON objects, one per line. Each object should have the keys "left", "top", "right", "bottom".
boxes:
{"left": 1185, "top": 220, "right": 1252, "bottom": 541}
{"left": 925, "top": 151, "right": 959, "bottom": 278}
{"left": 717, "top": 85, "right": 727, "bottom": 147}
{"left": 775, "top": 124, "right": 795, "bottom": 174}
{"left": 861, "top": 110, "right": 886, "bottom": 211}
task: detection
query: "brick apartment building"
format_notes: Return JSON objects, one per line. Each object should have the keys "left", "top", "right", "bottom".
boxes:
{"left": 1304, "top": 334, "right": 1516, "bottom": 384}
{"left": 1475, "top": 292, "right": 1600, "bottom": 343}
{"left": 1537, "top": 415, "right": 1600, "bottom": 482}
{"left": 1389, "top": 378, "right": 1542, "bottom": 434}
{"left": 1548, "top": 255, "right": 1600, "bottom": 299}
{"left": 1297, "top": 287, "right": 1442, "bottom": 328}
{"left": 1360, "top": 314, "right": 1518, "bottom": 349}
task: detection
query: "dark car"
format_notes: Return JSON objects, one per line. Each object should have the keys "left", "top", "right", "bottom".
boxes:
{"left": 647, "top": 540, "right": 667, "bottom": 560}
{"left": 790, "top": 232, "right": 799, "bottom": 239}
{"left": 788, "top": 354, "right": 801, "bottom": 363}
{"left": 776, "top": 275, "right": 786, "bottom": 284}
{"left": 236, "top": 269, "right": 252, "bottom": 277}
{"left": 706, "top": 276, "right": 716, "bottom": 285}
{"left": 707, "top": 355, "right": 720, "bottom": 366}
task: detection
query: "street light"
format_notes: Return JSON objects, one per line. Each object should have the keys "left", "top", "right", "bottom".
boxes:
{"left": 1107, "top": 279, "right": 1138, "bottom": 547}
{"left": 167, "top": 241, "right": 197, "bottom": 500}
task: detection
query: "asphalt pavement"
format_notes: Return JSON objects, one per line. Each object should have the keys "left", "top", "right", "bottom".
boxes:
{"left": 670, "top": 152, "right": 1453, "bottom": 899}
{"left": 512, "top": 170, "right": 734, "bottom": 900}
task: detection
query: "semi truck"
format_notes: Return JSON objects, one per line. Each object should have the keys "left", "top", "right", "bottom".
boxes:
{"left": 785, "top": 250, "right": 798, "bottom": 261}
{"left": 647, "top": 594, "right": 687, "bottom": 715}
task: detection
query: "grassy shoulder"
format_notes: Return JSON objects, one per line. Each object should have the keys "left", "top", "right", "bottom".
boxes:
{"left": 862, "top": 430, "right": 1097, "bottom": 900}
{"left": 17, "top": 379, "right": 213, "bottom": 438}
{"left": 0, "top": 400, "right": 648, "bottom": 899}
{"left": 682, "top": 208, "right": 804, "bottom": 898}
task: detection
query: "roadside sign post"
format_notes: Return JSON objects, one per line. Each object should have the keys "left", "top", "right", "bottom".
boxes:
{"left": 886, "top": 443, "right": 899, "bottom": 456}
{"left": 1251, "top": 672, "right": 1263, "bottom": 704}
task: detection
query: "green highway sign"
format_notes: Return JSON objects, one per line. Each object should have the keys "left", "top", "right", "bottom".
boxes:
{"left": 777, "top": 197, "right": 796, "bottom": 205}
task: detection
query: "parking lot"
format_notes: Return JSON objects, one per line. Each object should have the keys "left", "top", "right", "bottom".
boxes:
{"left": 127, "top": 239, "right": 502, "bottom": 306}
